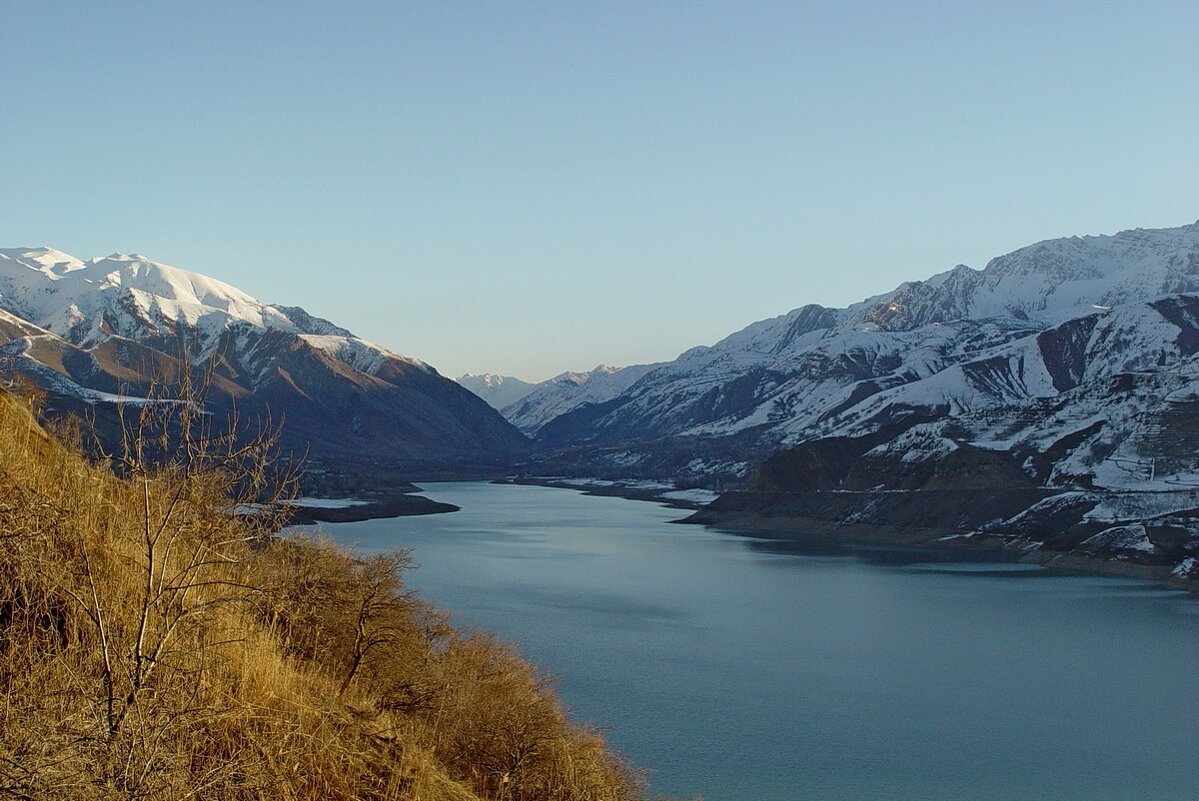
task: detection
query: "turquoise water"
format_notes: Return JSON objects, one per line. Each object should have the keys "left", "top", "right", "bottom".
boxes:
{"left": 318, "top": 482, "right": 1199, "bottom": 801}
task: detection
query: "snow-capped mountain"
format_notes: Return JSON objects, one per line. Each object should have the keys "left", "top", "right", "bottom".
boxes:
{"left": 456, "top": 373, "right": 536, "bottom": 411}
{"left": 515, "top": 222, "right": 1199, "bottom": 582}
{"left": 0, "top": 249, "right": 396, "bottom": 360}
{"left": 523, "top": 222, "right": 1199, "bottom": 456}
{"left": 0, "top": 248, "right": 530, "bottom": 473}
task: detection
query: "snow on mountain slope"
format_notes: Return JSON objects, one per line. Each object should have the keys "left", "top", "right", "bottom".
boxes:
{"left": 799, "top": 298, "right": 1197, "bottom": 445}
{"left": 0, "top": 248, "right": 429, "bottom": 377}
{"left": 0, "top": 248, "right": 285, "bottom": 342}
{"left": 845, "top": 221, "right": 1199, "bottom": 330}
{"left": 0, "top": 307, "right": 52, "bottom": 340}
{"left": 521, "top": 222, "right": 1199, "bottom": 488}
{"left": 456, "top": 373, "right": 537, "bottom": 410}
{"left": 267, "top": 305, "right": 354, "bottom": 337}
{"left": 0, "top": 247, "right": 530, "bottom": 469}
{"left": 299, "top": 334, "right": 428, "bottom": 377}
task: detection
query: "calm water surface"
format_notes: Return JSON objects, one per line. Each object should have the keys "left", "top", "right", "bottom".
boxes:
{"left": 318, "top": 482, "right": 1198, "bottom": 801}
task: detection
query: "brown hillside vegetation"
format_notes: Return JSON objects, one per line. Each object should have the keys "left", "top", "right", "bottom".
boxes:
{"left": 0, "top": 387, "right": 644, "bottom": 801}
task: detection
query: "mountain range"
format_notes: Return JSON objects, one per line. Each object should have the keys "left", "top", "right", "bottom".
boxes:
{"left": 478, "top": 223, "right": 1199, "bottom": 476}
{"left": 0, "top": 248, "right": 530, "bottom": 480}
{"left": 467, "top": 222, "right": 1199, "bottom": 584}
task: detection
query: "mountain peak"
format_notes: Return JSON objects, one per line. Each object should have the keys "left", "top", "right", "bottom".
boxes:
{"left": 455, "top": 372, "right": 537, "bottom": 410}
{"left": 845, "top": 220, "right": 1199, "bottom": 332}
{"left": 0, "top": 246, "right": 87, "bottom": 275}
{"left": 0, "top": 248, "right": 422, "bottom": 370}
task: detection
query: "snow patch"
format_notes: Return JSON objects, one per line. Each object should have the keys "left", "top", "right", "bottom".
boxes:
{"left": 291, "top": 497, "right": 370, "bottom": 509}
{"left": 659, "top": 489, "right": 720, "bottom": 505}
{"left": 1082, "top": 524, "right": 1157, "bottom": 554}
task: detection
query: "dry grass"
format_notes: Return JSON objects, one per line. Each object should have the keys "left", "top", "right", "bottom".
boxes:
{"left": 0, "top": 386, "right": 645, "bottom": 801}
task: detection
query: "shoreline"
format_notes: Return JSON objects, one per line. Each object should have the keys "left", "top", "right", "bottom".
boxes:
{"left": 499, "top": 477, "right": 1199, "bottom": 593}
{"left": 681, "top": 507, "right": 1199, "bottom": 593}
{"left": 493, "top": 475, "right": 719, "bottom": 510}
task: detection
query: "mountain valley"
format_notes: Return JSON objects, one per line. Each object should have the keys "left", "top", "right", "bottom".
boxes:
{"left": 3, "top": 225, "right": 1198, "bottom": 585}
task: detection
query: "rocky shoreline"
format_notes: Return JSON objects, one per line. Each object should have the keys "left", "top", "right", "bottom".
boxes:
{"left": 489, "top": 475, "right": 1198, "bottom": 591}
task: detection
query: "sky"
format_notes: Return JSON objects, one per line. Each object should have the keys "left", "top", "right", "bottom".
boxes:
{"left": 3, "top": 2, "right": 1197, "bottom": 382}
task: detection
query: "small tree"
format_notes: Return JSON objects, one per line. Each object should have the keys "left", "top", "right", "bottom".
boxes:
{"left": 26, "top": 365, "right": 301, "bottom": 797}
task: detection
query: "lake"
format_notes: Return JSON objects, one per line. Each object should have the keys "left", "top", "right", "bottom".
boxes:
{"left": 316, "top": 481, "right": 1198, "bottom": 801}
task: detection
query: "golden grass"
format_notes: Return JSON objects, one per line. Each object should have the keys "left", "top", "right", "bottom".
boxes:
{"left": 0, "top": 388, "right": 644, "bottom": 801}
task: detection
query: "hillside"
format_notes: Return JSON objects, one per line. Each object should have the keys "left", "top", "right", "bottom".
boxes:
{"left": 0, "top": 249, "right": 532, "bottom": 479}
{"left": 0, "top": 386, "right": 641, "bottom": 800}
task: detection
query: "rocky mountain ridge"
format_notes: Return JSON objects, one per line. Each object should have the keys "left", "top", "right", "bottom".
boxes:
{"left": 501, "top": 223, "right": 1199, "bottom": 471}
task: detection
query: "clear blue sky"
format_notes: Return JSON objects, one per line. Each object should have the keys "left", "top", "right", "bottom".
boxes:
{"left": 3, "top": 2, "right": 1196, "bottom": 381}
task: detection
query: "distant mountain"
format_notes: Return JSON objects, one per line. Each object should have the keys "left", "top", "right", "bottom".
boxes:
{"left": 456, "top": 373, "right": 536, "bottom": 410}
{"left": 500, "top": 363, "right": 662, "bottom": 436}
{"left": 0, "top": 248, "right": 531, "bottom": 475}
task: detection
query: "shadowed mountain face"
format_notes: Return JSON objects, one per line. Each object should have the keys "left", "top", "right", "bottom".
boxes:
{"left": 0, "top": 249, "right": 531, "bottom": 474}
